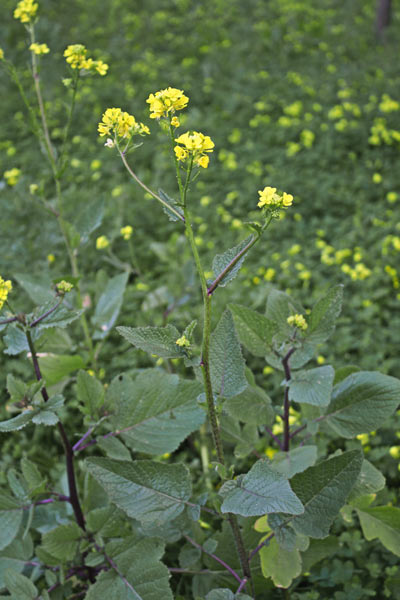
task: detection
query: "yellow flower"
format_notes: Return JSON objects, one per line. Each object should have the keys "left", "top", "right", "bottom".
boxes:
{"left": 257, "top": 187, "right": 277, "bottom": 207}
{"left": 64, "top": 45, "right": 108, "bottom": 76}
{"left": 257, "top": 186, "right": 293, "bottom": 216}
{"left": 196, "top": 155, "right": 209, "bottom": 169}
{"left": 14, "top": 0, "right": 38, "bottom": 23}
{"left": 287, "top": 314, "right": 308, "bottom": 330}
{"left": 0, "top": 277, "right": 12, "bottom": 311}
{"left": 29, "top": 43, "right": 50, "bottom": 55}
{"left": 94, "top": 60, "right": 108, "bottom": 76}
{"left": 4, "top": 168, "right": 21, "bottom": 186}
{"left": 98, "top": 108, "right": 147, "bottom": 141}
{"left": 96, "top": 235, "right": 109, "bottom": 250}
{"left": 120, "top": 225, "right": 133, "bottom": 240}
{"left": 282, "top": 192, "right": 293, "bottom": 207}
{"left": 171, "top": 116, "right": 180, "bottom": 127}
{"left": 0, "top": 48, "right": 4, "bottom": 60}
{"left": 372, "top": 173, "right": 382, "bottom": 184}
{"left": 47, "top": 254, "right": 55, "bottom": 264}
{"left": 176, "top": 335, "right": 190, "bottom": 347}
{"left": 56, "top": 280, "right": 73, "bottom": 293}
{"left": 146, "top": 87, "right": 189, "bottom": 119}
{"left": 174, "top": 131, "right": 214, "bottom": 168}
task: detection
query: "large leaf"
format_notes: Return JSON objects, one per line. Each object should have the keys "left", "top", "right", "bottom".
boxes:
{"left": 39, "top": 354, "right": 85, "bottom": 386}
{"left": 271, "top": 446, "right": 318, "bottom": 478}
{"left": 0, "top": 493, "right": 23, "bottom": 550}
{"left": 290, "top": 450, "right": 363, "bottom": 538}
{"left": 288, "top": 366, "right": 334, "bottom": 407}
{"left": 3, "top": 570, "right": 37, "bottom": 600}
{"left": 220, "top": 459, "right": 304, "bottom": 517}
{"left": 85, "top": 536, "right": 173, "bottom": 600}
{"left": 85, "top": 458, "right": 192, "bottom": 525}
{"left": 107, "top": 370, "right": 205, "bottom": 454}
{"left": 92, "top": 272, "right": 129, "bottom": 339}
{"left": 29, "top": 301, "right": 84, "bottom": 332}
{"left": 300, "top": 536, "right": 339, "bottom": 572}
{"left": 224, "top": 384, "right": 274, "bottom": 425}
{"left": 117, "top": 324, "right": 185, "bottom": 359}
{"left": 0, "top": 536, "right": 33, "bottom": 589}
{"left": 324, "top": 371, "right": 400, "bottom": 438}
{"left": 206, "top": 590, "right": 252, "bottom": 600}
{"left": 306, "top": 285, "right": 343, "bottom": 344}
{"left": 3, "top": 326, "right": 42, "bottom": 356}
{"left": 158, "top": 188, "right": 184, "bottom": 222}
{"left": 228, "top": 303, "right": 277, "bottom": 358}
{"left": 77, "top": 370, "right": 105, "bottom": 419}
{"left": 259, "top": 536, "right": 302, "bottom": 588}
{"left": 74, "top": 196, "right": 105, "bottom": 242}
{"left": 356, "top": 506, "right": 400, "bottom": 556}
{"left": 13, "top": 272, "right": 53, "bottom": 304}
{"left": 40, "top": 522, "right": 83, "bottom": 562}
{"left": 347, "top": 459, "right": 386, "bottom": 503}
{"left": 211, "top": 235, "right": 254, "bottom": 288}
{"left": 210, "top": 310, "right": 247, "bottom": 398}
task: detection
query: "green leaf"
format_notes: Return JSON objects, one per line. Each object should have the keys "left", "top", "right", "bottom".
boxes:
{"left": 228, "top": 303, "right": 277, "bottom": 357}
{"left": 306, "top": 285, "right": 343, "bottom": 344}
{"left": 29, "top": 302, "right": 84, "bottom": 332}
{"left": 300, "top": 536, "right": 339, "bottom": 572}
{"left": 324, "top": 371, "right": 400, "bottom": 438}
{"left": 97, "top": 436, "right": 131, "bottom": 461}
{"left": 32, "top": 409, "right": 59, "bottom": 426}
{"left": 347, "top": 459, "right": 386, "bottom": 502}
{"left": 210, "top": 310, "right": 247, "bottom": 398}
{"left": 220, "top": 459, "right": 304, "bottom": 517}
{"left": 20, "top": 457, "right": 45, "bottom": 493}
{"left": 6, "top": 374, "right": 28, "bottom": 403}
{"left": 77, "top": 370, "right": 105, "bottom": 419}
{"left": 0, "top": 410, "right": 37, "bottom": 433}
{"left": 271, "top": 446, "right": 318, "bottom": 478}
{"left": 107, "top": 370, "right": 204, "bottom": 455}
{"left": 158, "top": 188, "right": 184, "bottom": 222}
{"left": 0, "top": 493, "right": 23, "bottom": 550}
{"left": 333, "top": 365, "right": 361, "bottom": 385}
{"left": 206, "top": 590, "right": 253, "bottom": 600}
{"left": 266, "top": 289, "right": 303, "bottom": 336}
{"left": 260, "top": 536, "right": 302, "bottom": 588}
{"left": 288, "top": 366, "right": 334, "bottom": 407}
{"left": 211, "top": 235, "right": 254, "bottom": 288}
{"left": 85, "top": 458, "right": 192, "bottom": 525}
{"left": 225, "top": 384, "right": 274, "bottom": 425}
{"left": 0, "top": 536, "right": 33, "bottom": 589}
{"left": 74, "top": 196, "right": 105, "bottom": 242}
{"left": 41, "top": 522, "right": 82, "bottom": 562}
{"left": 85, "top": 536, "right": 173, "bottom": 600}
{"left": 356, "top": 506, "right": 400, "bottom": 556}
{"left": 220, "top": 415, "right": 259, "bottom": 458}
{"left": 117, "top": 324, "right": 185, "bottom": 359}
{"left": 86, "top": 506, "right": 128, "bottom": 539}
{"left": 39, "top": 354, "right": 85, "bottom": 386}
{"left": 4, "top": 570, "right": 37, "bottom": 600}
{"left": 92, "top": 272, "right": 129, "bottom": 339}
{"left": 3, "top": 326, "right": 42, "bottom": 356}
{"left": 291, "top": 450, "right": 363, "bottom": 538}
{"left": 13, "top": 272, "right": 53, "bottom": 304}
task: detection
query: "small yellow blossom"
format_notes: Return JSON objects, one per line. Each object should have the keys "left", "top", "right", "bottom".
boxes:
{"left": 171, "top": 116, "right": 180, "bottom": 127}
{"left": 174, "top": 146, "right": 188, "bottom": 161}
{"left": 14, "top": 0, "right": 38, "bottom": 23}
{"left": 94, "top": 60, "right": 108, "bottom": 76}
{"left": 29, "top": 43, "right": 50, "bottom": 55}
{"left": 287, "top": 314, "right": 308, "bottom": 331}
{"left": 120, "top": 225, "right": 133, "bottom": 240}
{"left": 174, "top": 131, "right": 214, "bottom": 168}
{"left": 64, "top": 45, "right": 108, "bottom": 76}
{"left": 146, "top": 87, "right": 189, "bottom": 119}
{"left": 4, "top": 168, "right": 21, "bottom": 186}
{"left": 197, "top": 155, "right": 209, "bottom": 169}
{"left": 56, "top": 280, "right": 73, "bottom": 293}
{"left": 387, "top": 192, "right": 397, "bottom": 203}
{"left": 0, "top": 48, "right": 4, "bottom": 61}
{"left": 176, "top": 335, "right": 190, "bottom": 347}
{"left": 257, "top": 186, "right": 293, "bottom": 216}
{"left": 0, "top": 277, "right": 12, "bottom": 311}
{"left": 372, "top": 173, "right": 382, "bottom": 184}
{"left": 47, "top": 254, "right": 55, "bottom": 264}
{"left": 96, "top": 235, "right": 109, "bottom": 250}
{"left": 98, "top": 107, "right": 149, "bottom": 141}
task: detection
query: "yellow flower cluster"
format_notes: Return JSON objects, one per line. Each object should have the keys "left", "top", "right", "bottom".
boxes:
{"left": 56, "top": 280, "right": 73, "bottom": 293}
{"left": 257, "top": 186, "right": 293, "bottom": 214}
{"left": 146, "top": 87, "right": 189, "bottom": 119}
{"left": 98, "top": 108, "right": 149, "bottom": 140}
{"left": 341, "top": 263, "right": 371, "bottom": 281}
{"left": 175, "top": 335, "right": 190, "bottom": 347}
{"left": 4, "top": 168, "right": 21, "bottom": 186}
{"left": 14, "top": 0, "right": 38, "bottom": 23}
{"left": 287, "top": 314, "right": 308, "bottom": 330}
{"left": 0, "top": 48, "right": 4, "bottom": 61}
{"left": 120, "top": 225, "right": 133, "bottom": 240}
{"left": 0, "top": 277, "right": 12, "bottom": 311}
{"left": 29, "top": 43, "right": 49, "bottom": 55}
{"left": 64, "top": 45, "right": 108, "bottom": 76}
{"left": 96, "top": 235, "right": 109, "bottom": 250}
{"left": 174, "top": 131, "right": 215, "bottom": 168}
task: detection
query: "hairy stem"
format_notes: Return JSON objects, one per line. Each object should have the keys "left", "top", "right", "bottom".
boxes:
{"left": 282, "top": 346, "right": 296, "bottom": 452}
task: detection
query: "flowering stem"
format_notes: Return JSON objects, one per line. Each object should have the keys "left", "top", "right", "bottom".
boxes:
{"left": 207, "top": 234, "right": 259, "bottom": 295}
{"left": 184, "top": 535, "right": 244, "bottom": 585}
{"left": 282, "top": 347, "right": 296, "bottom": 452}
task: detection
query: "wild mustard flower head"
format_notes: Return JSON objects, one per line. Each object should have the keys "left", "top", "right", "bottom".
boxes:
{"left": 29, "top": 43, "right": 49, "bottom": 55}
{"left": 176, "top": 335, "right": 190, "bottom": 347}
{"left": 0, "top": 277, "right": 12, "bottom": 311}
{"left": 257, "top": 186, "right": 293, "bottom": 217}
{"left": 14, "top": 0, "right": 38, "bottom": 23}
{"left": 174, "top": 131, "right": 214, "bottom": 168}
{"left": 4, "top": 168, "right": 21, "bottom": 186}
{"left": 96, "top": 235, "right": 109, "bottom": 250}
{"left": 64, "top": 45, "right": 108, "bottom": 76}
{"left": 120, "top": 225, "right": 133, "bottom": 240}
{"left": 98, "top": 108, "right": 149, "bottom": 141}
{"left": 146, "top": 87, "right": 189, "bottom": 119}
{"left": 56, "top": 280, "right": 73, "bottom": 294}
{"left": 287, "top": 314, "right": 308, "bottom": 331}
{"left": 0, "top": 49, "right": 4, "bottom": 61}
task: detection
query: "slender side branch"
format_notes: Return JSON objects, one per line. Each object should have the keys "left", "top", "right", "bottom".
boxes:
{"left": 184, "top": 535, "right": 244, "bottom": 585}
{"left": 249, "top": 532, "right": 275, "bottom": 561}
{"left": 29, "top": 297, "right": 63, "bottom": 328}
{"left": 282, "top": 346, "right": 296, "bottom": 452}
{"left": 0, "top": 316, "right": 18, "bottom": 325}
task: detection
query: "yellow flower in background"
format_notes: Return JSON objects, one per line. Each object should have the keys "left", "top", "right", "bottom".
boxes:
{"left": 96, "top": 235, "right": 109, "bottom": 250}
{"left": 4, "top": 168, "right": 21, "bottom": 186}
{"left": 47, "top": 254, "right": 55, "bottom": 264}
{"left": 146, "top": 87, "right": 189, "bottom": 119}
{"left": 98, "top": 108, "right": 149, "bottom": 141}
{"left": 176, "top": 335, "right": 190, "bottom": 347}
{"left": 174, "top": 131, "right": 214, "bottom": 168}
{"left": 120, "top": 225, "right": 133, "bottom": 240}
{"left": 14, "top": 0, "right": 38, "bottom": 23}
{"left": 64, "top": 44, "right": 108, "bottom": 76}
{"left": 0, "top": 48, "right": 4, "bottom": 60}
{"left": 0, "top": 277, "right": 12, "bottom": 311}
{"left": 287, "top": 314, "right": 308, "bottom": 330}
{"left": 94, "top": 60, "right": 108, "bottom": 76}
{"left": 29, "top": 43, "right": 49, "bottom": 55}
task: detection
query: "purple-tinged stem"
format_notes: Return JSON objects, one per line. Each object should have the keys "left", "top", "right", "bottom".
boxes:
{"left": 236, "top": 577, "right": 248, "bottom": 594}
{"left": 282, "top": 347, "right": 296, "bottom": 452}
{"left": 265, "top": 426, "right": 284, "bottom": 450}
{"left": 184, "top": 535, "right": 243, "bottom": 584}
{"left": 0, "top": 316, "right": 18, "bottom": 325}
{"left": 29, "top": 298, "right": 63, "bottom": 328}
{"left": 72, "top": 427, "right": 95, "bottom": 452}
{"left": 249, "top": 533, "right": 275, "bottom": 562}
{"left": 96, "top": 544, "right": 138, "bottom": 594}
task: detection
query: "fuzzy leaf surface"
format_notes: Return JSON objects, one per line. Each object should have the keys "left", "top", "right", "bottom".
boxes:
{"left": 260, "top": 536, "right": 301, "bottom": 588}
{"left": 356, "top": 506, "right": 400, "bottom": 556}
{"left": 229, "top": 303, "right": 277, "bottom": 358}
{"left": 117, "top": 324, "right": 185, "bottom": 359}
{"left": 4, "top": 570, "right": 37, "bottom": 600}
{"left": 41, "top": 522, "right": 83, "bottom": 562}
{"left": 306, "top": 285, "right": 343, "bottom": 344}
{"left": 29, "top": 301, "right": 84, "bottom": 332}
{"left": 347, "top": 459, "right": 386, "bottom": 502}
{"left": 211, "top": 235, "right": 254, "bottom": 288}
{"left": 271, "top": 446, "right": 318, "bottom": 478}
{"left": 210, "top": 310, "right": 247, "bottom": 398}
{"left": 0, "top": 493, "right": 23, "bottom": 550}
{"left": 225, "top": 384, "right": 274, "bottom": 425}
{"left": 288, "top": 366, "right": 334, "bottom": 407}
{"left": 92, "top": 271, "right": 129, "bottom": 339}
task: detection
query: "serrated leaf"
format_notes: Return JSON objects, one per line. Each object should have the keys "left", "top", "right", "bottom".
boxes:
{"left": 290, "top": 450, "right": 363, "bottom": 538}
{"left": 77, "top": 370, "right": 104, "bottom": 418}
{"left": 0, "top": 536, "right": 33, "bottom": 589}
{"left": 86, "top": 506, "right": 127, "bottom": 539}
{"left": 288, "top": 366, "right": 334, "bottom": 407}
{"left": 158, "top": 188, "right": 184, "bottom": 222}
{"left": 39, "top": 354, "right": 85, "bottom": 386}
{"left": 41, "top": 522, "right": 82, "bottom": 561}
{"left": 271, "top": 446, "right": 318, "bottom": 478}
{"left": 97, "top": 436, "right": 131, "bottom": 461}
{"left": 29, "top": 302, "right": 84, "bottom": 332}
{"left": 211, "top": 235, "right": 254, "bottom": 288}
{"left": 220, "top": 415, "right": 259, "bottom": 459}
{"left": 117, "top": 324, "right": 185, "bottom": 359}
{"left": 0, "top": 409, "right": 37, "bottom": 433}
{"left": 4, "top": 569, "right": 37, "bottom": 599}
{"left": 306, "top": 285, "right": 343, "bottom": 344}
{"left": 0, "top": 493, "right": 23, "bottom": 550}
{"left": 85, "top": 458, "right": 191, "bottom": 525}
{"left": 32, "top": 410, "right": 59, "bottom": 426}
{"left": 224, "top": 384, "right": 274, "bottom": 425}
{"left": 20, "top": 458, "right": 44, "bottom": 492}
{"left": 356, "top": 506, "right": 400, "bottom": 556}
{"left": 229, "top": 303, "right": 279, "bottom": 358}
{"left": 107, "top": 370, "right": 204, "bottom": 455}
{"left": 348, "top": 459, "right": 386, "bottom": 502}
{"left": 260, "top": 536, "right": 302, "bottom": 588}
{"left": 206, "top": 590, "right": 252, "bottom": 600}
{"left": 92, "top": 272, "right": 129, "bottom": 339}
{"left": 210, "top": 310, "right": 247, "bottom": 398}
{"left": 13, "top": 272, "right": 53, "bottom": 304}
{"left": 220, "top": 459, "right": 304, "bottom": 517}
{"left": 6, "top": 375, "right": 27, "bottom": 403}
{"left": 324, "top": 371, "right": 400, "bottom": 438}
{"left": 3, "top": 326, "right": 42, "bottom": 356}
{"left": 85, "top": 536, "right": 173, "bottom": 600}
